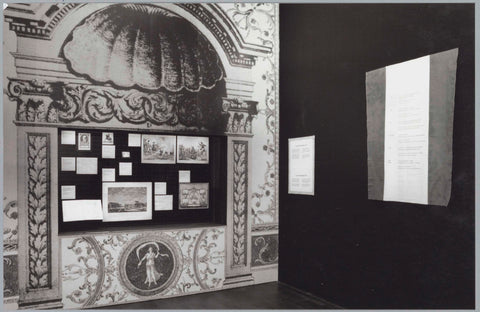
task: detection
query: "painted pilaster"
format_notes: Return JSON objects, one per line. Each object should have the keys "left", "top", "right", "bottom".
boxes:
{"left": 17, "top": 127, "right": 62, "bottom": 309}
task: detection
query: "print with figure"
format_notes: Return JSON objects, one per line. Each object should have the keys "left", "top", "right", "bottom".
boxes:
{"left": 141, "top": 134, "right": 176, "bottom": 164}
{"left": 124, "top": 241, "right": 174, "bottom": 292}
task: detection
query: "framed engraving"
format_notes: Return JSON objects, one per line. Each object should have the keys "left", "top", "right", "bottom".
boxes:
{"left": 102, "top": 182, "right": 152, "bottom": 222}
{"left": 177, "top": 136, "right": 209, "bottom": 164}
{"left": 178, "top": 183, "right": 209, "bottom": 210}
{"left": 77, "top": 133, "right": 91, "bottom": 151}
{"left": 141, "top": 134, "right": 176, "bottom": 164}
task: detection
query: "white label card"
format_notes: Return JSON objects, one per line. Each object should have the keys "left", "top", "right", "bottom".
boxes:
{"left": 128, "top": 133, "right": 141, "bottom": 147}
{"left": 154, "top": 182, "right": 167, "bottom": 195}
{"left": 179, "top": 170, "right": 191, "bottom": 183}
{"left": 384, "top": 55, "right": 430, "bottom": 205}
{"left": 76, "top": 157, "right": 98, "bottom": 175}
{"left": 288, "top": 135, "right": 315, "bottom": 195}
{"left": 62, "top": 200, "right": 103, "bottom": 222}
{"left": 102, "top": 145, "right": 116, "bottom": 159}
{"left": 61, "top": 157, "right": 76, "bottom": 171}
{"left": 61, "top": 130, "right": 76, "bottom": 145}
{"left": 102, "top": 168, "right": 115, "bottom": 182}
{"left": 119, "top": 162, "right": 132, "bottom": 176}
{"left": 61, "top": 185, "right": 76, "bottom": 200}
{"left": 155, "top": 195, "right": 173, "bottom": 211}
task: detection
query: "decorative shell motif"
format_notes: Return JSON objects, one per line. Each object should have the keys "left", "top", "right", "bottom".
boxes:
{"left": 63, "top": 4, "right": 224, "bottom": 92}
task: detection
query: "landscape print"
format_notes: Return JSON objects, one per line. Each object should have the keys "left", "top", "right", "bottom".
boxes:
{"left": 103, "top": 182, "right": 152, "bottom": 222}
{"left": 142, "top": 134, "right": 176, "bottom": 164}
{"left": 108, "top": 187, "right": 148, "bottom": 213}
{"left": 177, "top": 136, "right": 209, "bottom": 164}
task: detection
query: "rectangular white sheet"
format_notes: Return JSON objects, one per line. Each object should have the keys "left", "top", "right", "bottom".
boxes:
{"left": 62, "top": 200, "right": 103, "bottom": 222}
{"left": 155, "top": 195, "right": 173, "bottom": 211}
{"left": 384, "top": 55, "right": 430, "bottom": 205}
{"left": 102, "top": 145, "right": 116, "bottom": 159}
{"left": 61, "top": 130, "right": 76, "bottom": 145}
{"left": 179, "top": 170, "right": 191, "bottom": 183}
{"left": 102, "top": 168, "right": 115, "bottom": 182}
{"left": 119, "top": 162, "right": 132, "bottom": 176}
{"left": 61, "top": 185, "right": 76, "bottom": 200}
{"left": 154, "top": 182, "right": 167, "bottom": 195}
{"left": 128, "top": 133, "right": 141, "bottom": 147}
{"left": 61, "top": 157, "right": 76, "bottom": 171}
{"left": 76, "top": 157, "right": 98, "bottom": 175}
{"left": 288, "top": 135, "right": 315, "bottom": 195}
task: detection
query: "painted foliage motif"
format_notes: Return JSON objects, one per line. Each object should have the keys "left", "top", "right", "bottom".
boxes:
{"left": 226, "top": 3, "right": 279, "bottom": 227}
{"left": 251, "top": 234, "right": 278, "bottom": 267}
{"left": 61, "top": 228, "right": 225, "bottom": 309}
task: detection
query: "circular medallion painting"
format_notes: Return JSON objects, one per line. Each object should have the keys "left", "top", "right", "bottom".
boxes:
{"left": 119, "top": 234, "right": 183, "bottom": 296}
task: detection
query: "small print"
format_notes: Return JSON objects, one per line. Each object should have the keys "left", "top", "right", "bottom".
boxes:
{"left": 154, "top": 182, "right": 167, "bottom": 195}
{"left": 61, "top": 185, "right": 76, "bottom": 200}
{"left": 102, "top": 132, "right": 114, "bottom": 145}
{"left": 128, "top": 133, "right": 141, "bottom": 147}
{"left": 119, "top": 162, "right": 132, "bottom": 176}
{"left": 76, "top": 157, "right": 98, "bottom": 175}
{"left": 77, "top": 133, "right": 91, "bottom": 151}
{"left": 179, "top": 183, "right": 209, "bottom": 209}
{"left": 102, "top": 168, "right": 115, "bottom": 182}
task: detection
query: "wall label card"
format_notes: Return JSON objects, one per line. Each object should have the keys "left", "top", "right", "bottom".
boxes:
{"left": 122, "top": 151, "right": 130, "bottom": 158}
{"left": 76, "top": 157, "right": 98, "bottom": 175}
{"left": 179, "top": 170, "right": 191, "bottom": 183}
{"left": 119, "top": 162, "right": 132, "bottom": 176}
{"left": 62, "top": 200, "right": 103, "bottom": 222}
{"left": 61, "top": 157, "right": 76, "bottom": 171}
{"left": 154, "top": 182, "right": 167, "bottom": 195}
{"left": 102, "top": 168, "right": 116, "bottom": 182}
{"left": 128, "top": 133, "right": 141, "bottom": 147}
{"left": 102, "top": 145, "right": 116, "bottom": 159}
{"left": 288, "top": 135, "right": 315, "bottom": 195}
{"left": 61, "top": 130, "right": 76, "bottom": 145}
{"left": 155, "top": 195, "right": 173, "bottom": 211}
{"left": 61, "top": 185, "right": 76, "bottom": 200}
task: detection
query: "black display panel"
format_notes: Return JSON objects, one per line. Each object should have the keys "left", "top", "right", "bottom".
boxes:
{"left": 58, "top": 128, "right": 227, "bottom": 233}
{"left": 279, "top": 3, "right": 474, "bottom": 310}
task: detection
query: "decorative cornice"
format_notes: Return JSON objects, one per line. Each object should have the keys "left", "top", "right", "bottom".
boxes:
{"left": 8, "top": 78, "right": 258, "bottom": 135}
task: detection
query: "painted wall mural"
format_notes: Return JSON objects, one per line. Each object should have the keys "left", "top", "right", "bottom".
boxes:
{"left": 3, "top": 3, "right": 278, "bottom": 308}
{"left": 61, "top": 228, "right": 225, "bottom": 309}
{"left": 251, "top": 234, "right": 279, "bottom": 267}
{"left": 225, "top": 3, "right": 279, "bottom": 227}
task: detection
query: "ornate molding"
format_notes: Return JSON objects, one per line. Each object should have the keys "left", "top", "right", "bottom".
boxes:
{"left": 4, "top": 3, "right": 271, "bottom": 68}
{"left": 8, "top": 78, "right": 228, "bottom": 132}
{"left": 232, "top": 141, "right": 248, "bottom": 267}
{"left": 223, "top": 98, "right": 258, "bottom": 134}
{"left": 193, "top": 229, "right": 225, "bottom": 290}
{"left": 26, "top": 133, "right": 51, "bottom": 290}
{"left": 62, "top": 236, "right": 105, "bottom": 307}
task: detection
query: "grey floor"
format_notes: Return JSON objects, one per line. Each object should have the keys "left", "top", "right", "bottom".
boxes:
{"left": 97, "top": 282, "right": 339, "bottom": 309}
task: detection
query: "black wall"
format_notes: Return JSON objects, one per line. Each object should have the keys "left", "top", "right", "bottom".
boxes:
{"left": 279, "top": 4, "right": 474, "bottom": 309}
